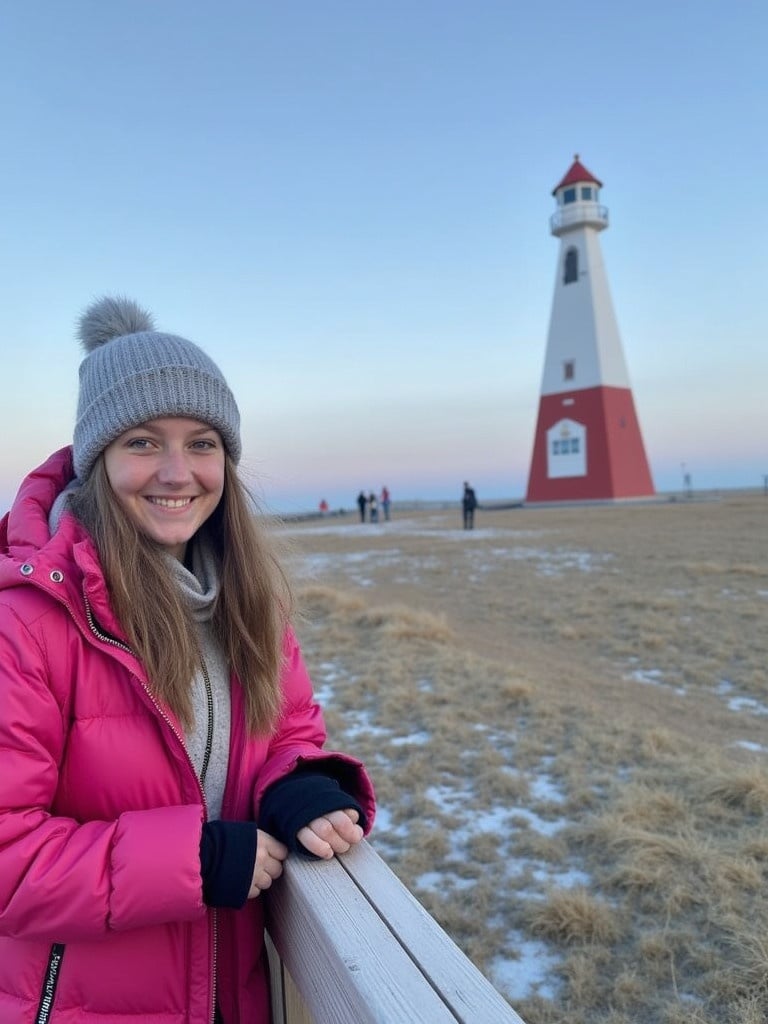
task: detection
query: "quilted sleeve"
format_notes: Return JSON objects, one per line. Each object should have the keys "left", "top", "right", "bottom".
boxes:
{"left": 0, "top": 604, "right": 206, "bottom": 942}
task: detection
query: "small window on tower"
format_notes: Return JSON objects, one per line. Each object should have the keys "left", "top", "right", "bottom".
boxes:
{"left": 563, "top": 360, "right": 575, "bottom": 381}
{"left": 581, "top": 186, "right": 592, "bottom": 200}
{"left": 563, "top": 188, "right": 577, "bottom": 204}
{"left": 564, "top": 248, "right": 578, "bottom": 284}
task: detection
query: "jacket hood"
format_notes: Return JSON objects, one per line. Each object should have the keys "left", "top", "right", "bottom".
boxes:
{"left": 0, "top": 448, "right": 115, "bottom": 632}
{"left": 2, "top": 448, "right": 74, "bottom": 550}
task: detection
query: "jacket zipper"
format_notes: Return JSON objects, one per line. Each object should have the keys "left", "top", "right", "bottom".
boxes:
{"left": 199, "top": 656, "right": 217, "bottom": 1024}
{"left": 198, "top": 655, "right": 215, "bottom": 787}
{"left": 83, "top": 589, "right": 218, "bottom": 1023}
{"left": 34, "top": 943, "right": 65, "bottom": 1024}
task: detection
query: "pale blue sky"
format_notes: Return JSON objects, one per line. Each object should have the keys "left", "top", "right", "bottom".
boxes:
{"left": 1, "top": 1, "right": 766, "bottom": 514}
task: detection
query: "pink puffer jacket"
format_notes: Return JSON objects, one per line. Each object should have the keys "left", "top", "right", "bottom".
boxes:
{"left": 0, "top": 448, "right": 375, "bottom": 1024}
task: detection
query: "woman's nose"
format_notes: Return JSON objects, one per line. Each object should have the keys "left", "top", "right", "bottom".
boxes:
{"left": 156, "top": 449, "right": 193, "bottom": 484}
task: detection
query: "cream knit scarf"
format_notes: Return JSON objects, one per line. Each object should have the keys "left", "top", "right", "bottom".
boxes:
{"left": 168, "top": 541, "right": 232, "bottom": 820}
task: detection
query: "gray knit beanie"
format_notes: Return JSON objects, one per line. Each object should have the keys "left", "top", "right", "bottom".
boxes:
{"left": 73, "top": 296, "right": 241, "bottom": 479}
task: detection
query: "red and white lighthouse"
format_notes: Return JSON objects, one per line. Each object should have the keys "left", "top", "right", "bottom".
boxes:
{"left": 525, "top": 156, "right": 654, "bottom": 503}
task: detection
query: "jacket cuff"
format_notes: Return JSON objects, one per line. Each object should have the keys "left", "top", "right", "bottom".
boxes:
{"left": 259, "top": 772, "right": 366, "bottom": 857}
{"left": 200, "top": 821, "right": 258, "bottom": 907}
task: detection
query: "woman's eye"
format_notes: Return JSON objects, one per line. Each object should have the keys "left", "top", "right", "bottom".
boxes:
{"left": 191, "top": 439, "right": 217, "bottom": 450}
{"left": 126, "top": 438, "right": 152, "bottom": 450}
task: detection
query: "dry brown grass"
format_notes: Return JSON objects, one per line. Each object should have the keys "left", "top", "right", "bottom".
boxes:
{"left": 280, "top": 494, "right": 768, "bottom": 1023}
{"left": 707, "top": 767, "right": 768, "bottom": 814}
{"left": 526, "top": 888, "right": 622, "bottom": 945}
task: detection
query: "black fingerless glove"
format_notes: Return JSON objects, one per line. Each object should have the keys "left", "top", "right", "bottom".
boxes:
{"left": 200, "top": 820, "right": 258, "bottom": 908}
{"left": 259, "top": 771, "right": 365, "bottom": 858}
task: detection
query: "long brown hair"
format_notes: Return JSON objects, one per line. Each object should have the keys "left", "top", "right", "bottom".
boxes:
{"left": 70, "top": 457, "right": 290, "bottom": 734}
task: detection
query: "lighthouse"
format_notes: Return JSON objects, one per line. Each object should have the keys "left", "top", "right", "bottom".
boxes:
{"left": 525, "top": 156, "right": 654, "bottom": 503}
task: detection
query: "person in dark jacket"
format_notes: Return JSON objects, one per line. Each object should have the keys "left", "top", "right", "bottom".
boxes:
{"left": 357, "top": 489, "right": 368, "bottom": 522}
{"left": 0, "top": 296, "right": 375, "bottom": 1024}
{"left": 462, "top": 481, "right": 478, "bottom": 529}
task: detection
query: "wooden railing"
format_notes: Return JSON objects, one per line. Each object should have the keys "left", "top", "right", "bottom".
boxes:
{"left": 266, "top": 840, "right": 527, "bottom": 1024}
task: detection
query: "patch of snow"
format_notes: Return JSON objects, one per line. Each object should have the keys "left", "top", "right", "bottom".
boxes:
{"left": 626, "top": 666, "right": 686, "bottom": 696}
{"left": 488, "top": 933, "right": 562, "bottom": 1001}
{"left": 629, "top": 667, "right": 665, "bottom": 685}
{"left": 530, "top": 775, "right": 567, "bottom": 805}
{"left": 281, "top": 518, "right": 545, "bottom": 542}
{"left": 532, "top": 866, "right": 592, "bottom": 888}
{"left": 414, "top": 871, "right": 475, "bottom": 892}
{"left": 390, "top": 731, "right": 431, "bottom": 746}
{"left": 343, "top": 710, "right": 392, "bottom": 739}
{"left": 369, "top": 806, "right": 408, "bottom": 838}
{"left": 732, "top": 740, "right": 768, "bottom": 753}
{"left": 728, "top": 696, "right": 768, "bottom": 716}
{"left": 312, "top": 685, "right": 334, "bottom": 705}
{"left": 507, "top": 807, "right": 568, "bottom": 836}
{"left": 424, "top": 784, "right": 475, "bottom": 814}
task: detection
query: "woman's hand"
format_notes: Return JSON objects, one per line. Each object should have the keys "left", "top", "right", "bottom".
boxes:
{"left": 248, "top": 829, "right": 288, "bottom": 898}
{"left": 297, "top": 808, "right": 364, "bottom": 860}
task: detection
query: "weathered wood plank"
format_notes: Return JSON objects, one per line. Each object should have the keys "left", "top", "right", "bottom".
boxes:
{"left": 265, "top": 933, "right": 287, "bottom": 1024}
{"left": 266, "top": 840, "right": 527, "bottom": 1023}
{"left": 282, "top": 970, "right": 314, "bottom": 1024}
{"left": 339, "top": 842, "right": 527, "bottom": 1024}
{"left": 266, "top": 931, "right": 315, "bottom": 1024}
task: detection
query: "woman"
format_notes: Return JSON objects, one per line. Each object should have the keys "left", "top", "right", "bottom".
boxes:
{"left": 0, "top": 296, "right": 375, "bottom": 1023}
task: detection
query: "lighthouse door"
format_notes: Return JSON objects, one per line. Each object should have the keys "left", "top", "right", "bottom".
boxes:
{"left": 546, "top": 418, "right": 587, "bottom": 479}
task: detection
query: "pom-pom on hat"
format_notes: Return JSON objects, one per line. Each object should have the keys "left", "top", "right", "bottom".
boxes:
{"left": 73, "top": 296, "right": 241, "bottom": 479}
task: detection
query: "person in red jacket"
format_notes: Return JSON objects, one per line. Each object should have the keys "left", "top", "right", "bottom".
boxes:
{"left": 0, "top": 296, "right": 375, "bottom": 1024}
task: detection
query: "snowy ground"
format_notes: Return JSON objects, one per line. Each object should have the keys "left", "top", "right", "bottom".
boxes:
{"left": 283, "top": 513, "right": 768, "bottom": 1006}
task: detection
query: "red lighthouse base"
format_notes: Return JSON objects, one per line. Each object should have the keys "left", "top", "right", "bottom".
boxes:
{"left": 525, "top": 385, "right": 654, "bottom": 503}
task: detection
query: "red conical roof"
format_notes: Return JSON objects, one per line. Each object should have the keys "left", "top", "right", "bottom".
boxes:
{"left": 552, "top": 155, "right": 603, "bottom": 195}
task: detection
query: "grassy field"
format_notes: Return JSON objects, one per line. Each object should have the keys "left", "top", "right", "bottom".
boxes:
{"left": 276, "top": 494, "right": 768, "bottom": 1024}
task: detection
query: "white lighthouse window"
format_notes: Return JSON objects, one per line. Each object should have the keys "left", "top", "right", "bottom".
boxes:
{"left": 563, "top": 187, "right": 577, "bottom": 204}
{"left": 564, "top": 248, "right": 578, "bottom": 285}
{"left": 553, "top": 437, "right": 580, "bottom": 456}
{"left": 581, "top": 186, "right": 592, "bottom": 200}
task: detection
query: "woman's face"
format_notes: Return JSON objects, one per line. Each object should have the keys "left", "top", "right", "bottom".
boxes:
{"left": 103, "top": 417, "right": 226, "bottom": 561}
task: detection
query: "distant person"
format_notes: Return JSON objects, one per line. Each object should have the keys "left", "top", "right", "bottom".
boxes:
{"left": 369, "top": 491, "right": 379, "bottom": 523}
{"left": 381, "top": 485, "right": 391, "bottom": 521}
{"left": 462, "top": 481, "right": 478, "bottom": 530}
{"left": 357, "top": 490, "right": 368, "bottom": 522}
{"left": 319, "top": 498, "right": 329, "bottom": 515}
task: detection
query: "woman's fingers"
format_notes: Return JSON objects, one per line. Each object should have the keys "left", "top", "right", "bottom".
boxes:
{"left": 249, "top": 813, "right": 364, "bottom": 896}
{"left": 297, "top": 809, "right": 364, "bottom": 859}
{"left": 248, "top": 830, "right": 288, "bottom": 898}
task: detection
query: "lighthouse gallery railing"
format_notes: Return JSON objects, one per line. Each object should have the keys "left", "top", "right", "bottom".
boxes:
{"left": 549, "top": 202, "right": 609, "bottom": 234}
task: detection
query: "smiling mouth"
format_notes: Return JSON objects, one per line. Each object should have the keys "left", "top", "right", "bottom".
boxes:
{"left": 146, "top": 497, "right": 194, "bottom": 509}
